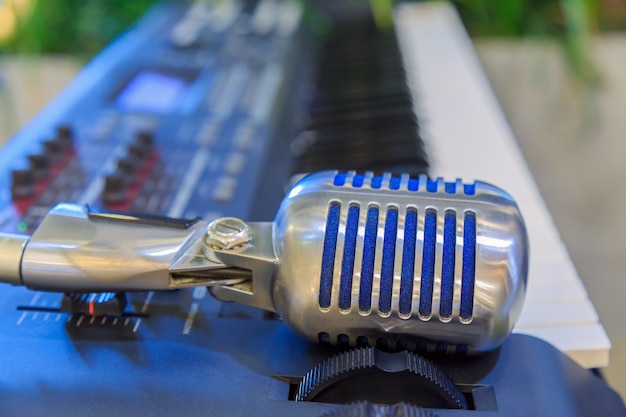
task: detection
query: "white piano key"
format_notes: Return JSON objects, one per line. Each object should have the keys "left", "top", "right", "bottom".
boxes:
{"left": 525, "top": 276, "right": 589, "bottom": 303}
{"left": 516, "top": 298, "right": 599, "bottom": 328}
{"left": 394, "top": 2, "right": 610, "bottom": 368}
{"left": 515, "top": 324, "right": 611, "bottom": 369}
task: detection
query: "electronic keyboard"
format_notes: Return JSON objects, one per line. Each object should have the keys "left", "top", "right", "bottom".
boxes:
{"left": 0, "top": 1, "right": 618, "bottom": 415}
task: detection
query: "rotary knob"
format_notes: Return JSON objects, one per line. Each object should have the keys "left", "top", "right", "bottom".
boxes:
{"left": 297, "top": 347, "right": 467, "bottom": 410}
{"left": 11, "top": 169, "right": 35, "bottom": 199}
{"left": 135, "top": 130, "right": 154, "bottom": 153}
{"left": 117, "top": 157, "right": 138, "bottom": 185}
{"left": 55, "top": 124, "right": 74, "bottom": 150}
{"left": 43, "top": 139, "right": 63, "bottom": 162}
{"left": 28, "top": 154, "right": 50, "bottom": 180}
{"left": 128, "top": 143, "right": 148, "bottom": 161}
{"left": 320, "top": 402, "right": 438, "bottom": 417}
{"left": 103, "top": 174, "right": 126, "bottom": 205}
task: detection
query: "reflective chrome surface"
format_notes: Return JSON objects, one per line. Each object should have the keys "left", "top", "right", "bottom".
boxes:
{"left": 271, "top": 171, "right": 528, "bottom": 353}
{"left": 19, "top": 204, "right": 222, "bottom": 292}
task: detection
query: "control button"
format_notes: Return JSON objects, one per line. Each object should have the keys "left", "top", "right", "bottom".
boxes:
{"left": 213, "top": 176, "right": 237, "bottom": 202}
{"left": 103, "top": 174, "right": 126, "bottom": 204}
{"left": 170, "top": 21, "right": 202, "bottom": 48}
{"left": 11, "top": 169, "right": 35, "bottom": 199}
{"left": 135, "top": 130, "right": 154, "bottom": 152}
{"left": 234, "top": 124, "right": 255, "bottom": 150}
{"left": 224, "top": 152, "right": 246, "bottom": 175}
{"left": 169, "top": 1, "right": 211, "bottom": 47}
{"left": 196, "top": 121, "right": 220, "bottom": 147}
{"left": 28, "top": 154, "right": 49, "bottom": 180}
{"left": 55, "top": 124, "right": 74, "bottom": 150}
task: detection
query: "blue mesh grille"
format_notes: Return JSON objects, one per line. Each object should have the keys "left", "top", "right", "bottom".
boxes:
{"left": 352, "top": 174, "right": 365, "bottom": 188}
{"left": 445, "top": 182, "right": 457, "bottom": 194}
{"left": 399, "top": 209, "right": 417, "bottom": 315}
{"left": 318, "top": 332, "right": 330, "bottom": 344}
{"left": 436, "top": 342, "right": 449, "bottom": 353}
{"left": 359, "top": 206, "right": 379, "bottom": 312}
{"left": 339, "top": 205, "right": 360, "bottom": 310}
{"left": 419, "top": 209, "right": 437, "bottom": 317}
{"left": 460, "top": 212, "right": 476, "bottom": 320}
{"left": 331, "top": 172, "right": 475, "bottom": 196}
{"left": 379, "top": 208, "right": 398, "bottom": 314}
{"left": 440, "top": 211, "right": 456, "bottom": 318}
{"left": 456, "top": 344, "right": 469, "bottom": 354}
{"left": 319, "top": 203, "right": 340, "bottom": 308}
{"left": 333, "top": 173, "right": 347, "bottom": 186}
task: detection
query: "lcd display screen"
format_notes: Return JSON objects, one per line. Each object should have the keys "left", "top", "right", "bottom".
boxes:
{"left": 116, "top": 71, "right": 190, "bottom": 113}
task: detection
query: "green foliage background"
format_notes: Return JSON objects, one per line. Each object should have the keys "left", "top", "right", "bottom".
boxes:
{"left": 3, "top": 0, "right": 156, "bottom": 58}
{"left": 0, "top": 0, "right": 607, "bottom": 80}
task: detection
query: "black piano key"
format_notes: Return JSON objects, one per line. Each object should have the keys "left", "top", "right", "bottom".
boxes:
{"left": 291, "top": 6, "right": 428, "bottom": 177}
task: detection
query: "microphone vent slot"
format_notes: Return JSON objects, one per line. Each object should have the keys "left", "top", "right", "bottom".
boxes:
{"left": 460, "top": 211, "right": 476, "bottom": 322}
{"left": 439, "top": 210, "right": 457, "bottom": 320}
{"left": 358, "top": 205, "right": 379, "bottom": 312}
{"left": 399, "top": 208, "right": 418, "bottom": 315}
{"left": 319, "top": 202, "right": 341, "bottom": 309}
{"left": 379, "top": 206, "right": 399, "bottom": 314}
{"left": 418, "top": 209, "right": 437, "bottom": 318}
{"left": 332, "top": 172, "right": 477, "bottom": 195}
{"left": 339, "top": 204, "right": 360, "bottom": 310}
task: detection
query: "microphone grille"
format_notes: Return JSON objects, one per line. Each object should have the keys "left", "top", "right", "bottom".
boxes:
{"left": 273, "top": 170, "right": 528, "bottom": 352}
{"left": 319, "top": 173, "right": 477, "bottom": 322}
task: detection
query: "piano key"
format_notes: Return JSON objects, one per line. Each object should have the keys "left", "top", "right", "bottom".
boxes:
{"left": 291, "top": 8, "right": 428, "bottom": 177}
{"left": 394, "top": 2, "right": 610, "bottom": 368}
{"left": 517, "top": 298, "right": 599, "bottom": 329}
{"left": 516, "top": 324, "right": 611, "bottom": 369}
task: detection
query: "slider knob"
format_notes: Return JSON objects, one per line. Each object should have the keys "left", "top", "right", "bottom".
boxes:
{"left": 296, "top": 347, "right": 467, "bottom": 410}
{"left": 11, "top": 169, "right": 35, "bottom": 199}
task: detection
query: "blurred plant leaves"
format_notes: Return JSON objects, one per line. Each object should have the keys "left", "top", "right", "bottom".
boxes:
{"left": 2, "top": 0, "right": 155, "bottom": 58}
{"left": 1, "top": 0, "right": 600, "bottom": 82}
{"left": 452, "top": 0, "right": 599, "bottom": 83}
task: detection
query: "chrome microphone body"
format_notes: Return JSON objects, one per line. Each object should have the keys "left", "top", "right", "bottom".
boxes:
{"left": 0, "top": 170, "right": 528, "bottom": 353}
{"left": 265, "top": 171, "right": 528, "bottom": 353}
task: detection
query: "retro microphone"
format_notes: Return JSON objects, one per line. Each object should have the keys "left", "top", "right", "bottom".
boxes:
{"left": 0, "top": 170, "right": 528, "bottom": 353}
